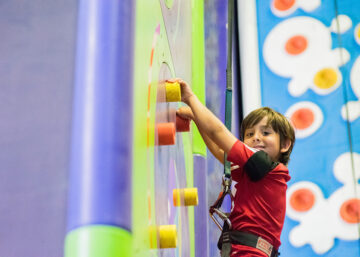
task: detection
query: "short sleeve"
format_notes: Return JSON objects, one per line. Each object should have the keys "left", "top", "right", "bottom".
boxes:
{"left": 227, "top": 140, "right": 257, "bottom": 167}
{"left": 227, "top": 140, "right": 279, "bottom": 182}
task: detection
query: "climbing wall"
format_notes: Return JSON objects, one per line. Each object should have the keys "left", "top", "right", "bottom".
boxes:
{"left": 132, "top": 1, "right": 207, "bottom": 257}
{"left": 239, "top": 0, "right": 360, "bottom": 256}
{"left": 0, "top": 1, "right": 207, "bottom": 256}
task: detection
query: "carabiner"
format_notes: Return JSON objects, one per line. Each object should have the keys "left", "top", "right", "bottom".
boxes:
{"left": 209, "top": 207, "right": 232, "bottom": 231}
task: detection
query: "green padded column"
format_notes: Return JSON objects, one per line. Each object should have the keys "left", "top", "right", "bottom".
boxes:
{"left": 191, "top": 0, "right": 206, "bottom": 157}
{"left": 190, "top": 2, "right": 206, "bottom": 257}
{"left": 65, "top": 225, "right": 132, "bottom": 257}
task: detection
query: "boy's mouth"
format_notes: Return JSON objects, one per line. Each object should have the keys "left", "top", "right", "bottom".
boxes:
{"left": 253, "top": 145, "right": 265, "bottom": 150}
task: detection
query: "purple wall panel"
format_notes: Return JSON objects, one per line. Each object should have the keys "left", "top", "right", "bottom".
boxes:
{"left": 204, "top": 1, "right": 233, "bottom": 256}
{"left": 0, "top": 1, "right": 77, "bottom": 256}
{"left": 67, "top": 0, "right": 134, "bottom": 231}
{"left": 194, "top": 155, "right": 209, "bottom": 257}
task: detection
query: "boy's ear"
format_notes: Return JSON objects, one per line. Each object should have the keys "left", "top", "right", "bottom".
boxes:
{"left": 280, "top": 138, "right": 291, "bottom": 153}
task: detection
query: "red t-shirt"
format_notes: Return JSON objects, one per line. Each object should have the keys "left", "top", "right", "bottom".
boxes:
{"left": 227, "top": 140, "right": 291, "bottom": 255}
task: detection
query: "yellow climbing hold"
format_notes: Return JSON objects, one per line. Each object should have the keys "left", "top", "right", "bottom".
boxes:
{"left": 173, "top": 188, "right": 199, "bottom": 206}
{"left": 165, "top": 82, "right": 181, "bottom": 102}
{"left": 159, "top": 225, "right": 177, "bottom": 248}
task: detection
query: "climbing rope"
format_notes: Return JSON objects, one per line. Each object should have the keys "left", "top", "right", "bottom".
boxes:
{"left": 333, "top": 0, "right": 360, "bottom": 250}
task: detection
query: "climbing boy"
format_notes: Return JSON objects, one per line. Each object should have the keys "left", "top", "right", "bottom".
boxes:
{"left": 170, "top": 78, "right": 295, "bottom": 257}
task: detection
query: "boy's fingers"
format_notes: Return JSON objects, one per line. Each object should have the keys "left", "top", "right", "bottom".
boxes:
{"left": 177, "top": 107, "right": 194, "bottom": 120}
{"left": 166, "top": 78, "right": 181, "bottom": 83}
{"left": 176, "top": 108, "right": 189, "bottom": 119}
{"left": 176, "top": 112, "right": 187, "bottom": 120}
{"left": 166, "top": 78, "right": 189, "bottom": 90}
{"left": 176, "top": 108, "right": 185, "bottom": 116}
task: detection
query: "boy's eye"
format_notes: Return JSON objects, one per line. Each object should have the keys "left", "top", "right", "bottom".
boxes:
{"left": 263, "top": 127, "right": 275, "bottom": 135}
{"left": 245, "top": 132, "right": 253, "bottom": 138}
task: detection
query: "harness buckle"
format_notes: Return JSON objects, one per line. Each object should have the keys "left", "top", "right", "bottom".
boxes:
{"left": 256, "top": 237, "right": 273, "bottom": 257}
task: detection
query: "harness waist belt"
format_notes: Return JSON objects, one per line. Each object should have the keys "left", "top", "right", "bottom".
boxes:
{"left": 218, "top": 231, "right": 279, "bottom": 257}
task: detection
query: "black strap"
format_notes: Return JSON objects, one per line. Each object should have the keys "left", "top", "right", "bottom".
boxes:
{"left": 218, "top": 230, "right": 280, "bottom": 257}
{"left": 220, "top": 222, "right": 232, "bottom": 257}
{"left": 244, "top": 150, "right": 278, "bottom": 181}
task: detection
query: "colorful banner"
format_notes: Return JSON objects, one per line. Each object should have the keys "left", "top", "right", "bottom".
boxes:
{"left": 251, "top": 0, "right": 360, "bottom": 256}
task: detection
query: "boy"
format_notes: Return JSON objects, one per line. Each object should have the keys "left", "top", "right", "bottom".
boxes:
{"left": 171, "top": 78, "right": 295, "bottom": 257}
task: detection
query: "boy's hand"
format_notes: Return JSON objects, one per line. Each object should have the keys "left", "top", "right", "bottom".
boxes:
{"left": 167, "top": 78, "right": 194, "bottom": 105}
{"left": 176, "top": 106, "right": 194, "bottom": 120}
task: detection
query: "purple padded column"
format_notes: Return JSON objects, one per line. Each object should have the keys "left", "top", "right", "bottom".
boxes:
{"left": 67, "top": 0, "right": 134, "bottom": 231}
{"left": 193, "top": 155, "right": 209, "bottom": 256}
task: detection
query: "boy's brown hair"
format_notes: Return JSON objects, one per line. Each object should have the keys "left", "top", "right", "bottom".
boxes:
{"left": 240, "top": 107, "right": 295, "bottom": 165}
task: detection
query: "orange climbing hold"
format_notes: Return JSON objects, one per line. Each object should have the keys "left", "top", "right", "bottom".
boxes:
{"left": 291, "top": 108, "right": 314, "bottom": 130}
{"left": 157, "top": 123, "right": 176, "bottom": 145}
{"left": 285, "top": 35, "right": 308, "bottom": 55}
{"left": 340, "top": 198, "right": 360, "bottom": 224}
{"left": 290, "top": 188, "right": 315, "bottom": 212}
{"left": 176, "top": 115, "right": 190, "bottom": 132}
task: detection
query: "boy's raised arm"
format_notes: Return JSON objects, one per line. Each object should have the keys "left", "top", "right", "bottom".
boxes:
{"left": 177, "top": 106, "right": 225, "bottom": 163}
{"left": 172, "top": 78, "right": 237, "bottom": 155}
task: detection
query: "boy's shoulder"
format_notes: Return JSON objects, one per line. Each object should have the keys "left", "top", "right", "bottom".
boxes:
{"left": 270, "top": 162, "right": 291, "bottom": 182}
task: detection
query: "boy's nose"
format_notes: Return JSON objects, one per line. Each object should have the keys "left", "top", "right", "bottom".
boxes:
{"left": 253, "top": 133, "right": 261, "bottom": 141}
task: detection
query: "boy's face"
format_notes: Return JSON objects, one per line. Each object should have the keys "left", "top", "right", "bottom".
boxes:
{"left": 243, "top": 116, "right": 286, "bottom": 162}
